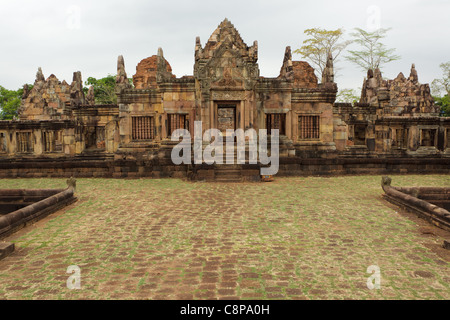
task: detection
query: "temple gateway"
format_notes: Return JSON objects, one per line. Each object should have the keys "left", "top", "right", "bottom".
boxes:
{"left": 0, "top": 19, "right": 449, "bottom": 181}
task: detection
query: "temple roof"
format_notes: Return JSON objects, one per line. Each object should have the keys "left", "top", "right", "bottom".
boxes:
{"left": 206, "top": 18, "right": 247, "bottom": 48}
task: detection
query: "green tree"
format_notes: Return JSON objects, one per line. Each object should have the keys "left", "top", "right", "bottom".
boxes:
{"left": 345, "top": 27, "right": 400, "bottom": 72}
{"left": 294, "top": 28, "right": 351, "bottom": 77}
{"left": 84, "top": 75, "right": 118, "bottom": 104}
{"left": 336, "top": 88, "right": 360, "bottom": 104}
{"left": 434, "top": 95, "right": 449, "bottom": 117}
{"left": 0, "top": 85, "right": 32, "bottom": 120}
{"left": 84, "top": 75, "right": 134, "bottom": 104}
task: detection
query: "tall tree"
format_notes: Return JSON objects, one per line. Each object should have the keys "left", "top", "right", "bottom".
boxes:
{"left": 294, "top": 28, "right": 351, "bottom": 77}
{"left": 345, "top": 27, "right": 400, "bottom": 72}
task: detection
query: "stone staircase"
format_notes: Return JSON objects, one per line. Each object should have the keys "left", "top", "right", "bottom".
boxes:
{"left": 214, "top": 165, "right": 242, "bottom": 182}
{"left": 213, "top": 144, "right": 242, "bottom": 182}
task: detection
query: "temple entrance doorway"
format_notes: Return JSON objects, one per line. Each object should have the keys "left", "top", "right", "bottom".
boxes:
{"left": 217, "top": 104, "right": 236, "bottom": 137}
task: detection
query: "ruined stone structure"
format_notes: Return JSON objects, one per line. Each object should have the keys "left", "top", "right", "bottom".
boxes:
{"left": 0, "top": 19, "right": 449, "bottom": 179}
{"left": 334, "top": 65, "right": 448, "bottom": 157}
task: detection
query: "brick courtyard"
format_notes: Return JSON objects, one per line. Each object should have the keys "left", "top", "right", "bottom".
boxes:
{"left": 0, "top": 175, "right": 449, "bottom": 300}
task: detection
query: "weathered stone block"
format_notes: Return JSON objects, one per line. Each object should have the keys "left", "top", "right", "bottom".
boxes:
{"left": 0, "top": 242, "right": 15, "bottom": 260}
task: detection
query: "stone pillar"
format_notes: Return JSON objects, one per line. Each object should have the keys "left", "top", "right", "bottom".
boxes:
{"left": 8, "top": 131, "right": 16, "bottom": 155}
{"left": 286, "top": 111, "right": 292, "bottom": 139}
{"left": 33, "top": 129, "right": 43, "bottom": 155}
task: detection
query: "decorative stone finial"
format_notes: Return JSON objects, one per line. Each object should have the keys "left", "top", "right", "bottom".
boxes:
{"left": 86, "top": 86, "right": 95, "bottom": 105}
{"left": 195, "top": 37, "right": 204, "bottom": 60}
{"left": 249, "top": 40, "right": 258, "bottom": 61}
{"left": 72, "top": 71, "right": 82, "bottom": 84}
{"left": 117, "top": 55, "right": 126, "bottom": 75}
{"left": 22, "top": 84, "right": 30, "bottom": 100}
{"left": 321, "top": 52, "right": 334, "bottom": 83}
{"left": 36, "top": 67, "right": 45, "bottom": 82}
{"left": 409, "top": 63, "right": 418, "bottom": 83}
{"left": 116, "top": 55, "right": 130, "bottom": 86}
{"left": 70, "top": 71, "right": 86, "bottom": 106}
{"left": 157, "top": 47, "right": 164, "bottom": 57}
{"left": 278, "top": 46, "right": 293, "bottom": 80}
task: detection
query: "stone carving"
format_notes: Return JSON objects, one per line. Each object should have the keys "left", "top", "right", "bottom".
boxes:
{"left": 194, "top": 18, "right": 260, "bottom": 93}
{"left": 66, "top": 177, "right": 77, "bottom": 191}
{"left": 211, "top": 91, "right": 245, "bottom": 101}
{"left": 381, "top": 175, "right": 392, "bottom": 191}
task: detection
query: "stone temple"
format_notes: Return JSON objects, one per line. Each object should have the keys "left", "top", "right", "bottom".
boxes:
{"left": 0, "top": 19, "right": 449, "bottom": 180}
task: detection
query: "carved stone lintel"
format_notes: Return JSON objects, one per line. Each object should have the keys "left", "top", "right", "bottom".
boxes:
{"left": 211, "top": 90, "right": 245, "bottom": 101}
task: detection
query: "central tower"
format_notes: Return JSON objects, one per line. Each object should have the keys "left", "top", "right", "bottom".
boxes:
{"left": 194, "top": 18, "right": 260, "bottom": 135}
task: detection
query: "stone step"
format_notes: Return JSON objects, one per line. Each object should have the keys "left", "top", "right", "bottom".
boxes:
{"left": 215, "top": 176, "right": 243, "bottom": 182}
{"left": 214, "top": 163, "right": 242, "bottom": 169}
{"left": 215, "top": 169, "right": 241, "bottom": 176}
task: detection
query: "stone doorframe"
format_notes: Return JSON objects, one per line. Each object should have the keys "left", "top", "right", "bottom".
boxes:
{"left": 217, "top": 104, "right": 236, "bottom": 136}
{"left": 211, "top": 100, "right": 244, "bottom": 134}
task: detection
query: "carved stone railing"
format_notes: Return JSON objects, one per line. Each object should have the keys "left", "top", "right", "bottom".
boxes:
{"left": 381, "top": 176, "right": 450, "bottom": 231}
{"left": 0, "top": 179, "right": 77, "bottom": 240}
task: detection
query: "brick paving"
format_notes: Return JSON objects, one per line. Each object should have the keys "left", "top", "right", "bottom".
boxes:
{"left": 0, "top": 175, "right": 449, "bottom": 300}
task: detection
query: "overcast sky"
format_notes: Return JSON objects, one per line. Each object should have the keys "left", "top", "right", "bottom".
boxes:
{"left": 0, "top": 0, "right": 449, "bottom": 94}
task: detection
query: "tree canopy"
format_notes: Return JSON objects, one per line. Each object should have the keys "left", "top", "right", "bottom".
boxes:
{"left": 336, "top": 88, "right": 360, "bottom": 104}
{"left": 84, "top": 75, "right": 134, "bottom": 105}
{"left": 431, "top": 62, "right": 450, "bottom": 97}
{"left": 431, "top": 62, "right": 450, "bottom": 117}
{"left": 294, "top": 28, "right": 351, "bottom": 77}
{"left": 434, "top": 95, "right": 449, "bottom": 117}
{"left": 0, "top": 85, "right": 32, "bottom": 120}
{"left": 84, "top": 75, "right": 118, "bottom": 105}
{"left": 345, "top": 27, "right": 400, "bottom": 72}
